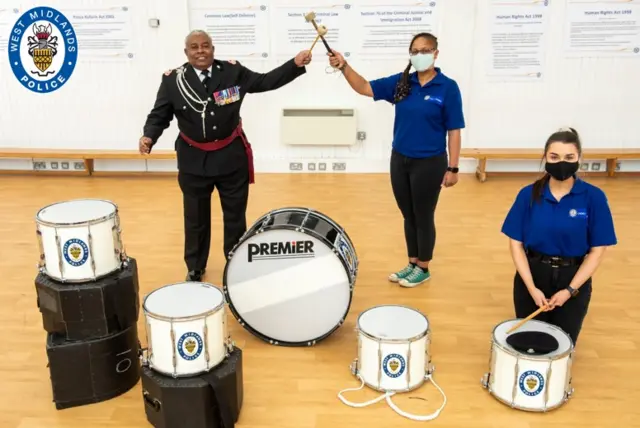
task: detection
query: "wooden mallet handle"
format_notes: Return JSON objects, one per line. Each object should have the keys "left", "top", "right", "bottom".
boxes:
{"left": 310, "top": 34, "right": 321, "bottom": 51}
{"left": 506, "top": 305, "right": 548, "bottom": 334}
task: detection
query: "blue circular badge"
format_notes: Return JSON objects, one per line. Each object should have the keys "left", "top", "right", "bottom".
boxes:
{"left": 382, "top": 353, "right": 406, "bottom": 378}
{"left": 62, "top": 238, "right": 89, "bottom": 266}
{"left": 177, "top": 332, "right": 203, "bottom": 361}
{"left": 519, "top": 370, "right": 545, "bottom": 396}
{"left": 8, "top": 6, "right": 78, "bottom": 93}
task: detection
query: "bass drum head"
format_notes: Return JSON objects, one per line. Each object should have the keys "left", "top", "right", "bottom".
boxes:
{"left": 358, "top": 305, "right": 429, "bottom": 341}
{"left": 37, "top": 199, "right": 117, "bottom": 225}
{"left": 223, "top": 227, "right": 352, "bottom": 345}
{"left": 144, "top": 282, "right": 224, "bottom": 319}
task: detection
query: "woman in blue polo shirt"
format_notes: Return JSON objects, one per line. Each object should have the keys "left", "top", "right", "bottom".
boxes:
{"left": 501, "top": 128, "right": 617, "bottom": 345}
{"left": 327, "top": 33, "right": 465, "bottom": 287}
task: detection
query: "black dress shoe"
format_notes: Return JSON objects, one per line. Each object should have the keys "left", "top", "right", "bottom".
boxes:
{"left": 186, "top": 269, "right": 205, "bottom": 281}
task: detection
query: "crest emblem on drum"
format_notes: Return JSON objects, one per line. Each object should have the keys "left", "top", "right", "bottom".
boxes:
{"left": 518, "top": 370, "right": 544, "bottom": 396}
{"left": 177, "top": 332, "right": 203, "bottom": 361}
{"left": 382, "top": 353, "right": 406, "bottom": 378}
{"left": 62, "top": 238, "right": 89, "bottom": 267}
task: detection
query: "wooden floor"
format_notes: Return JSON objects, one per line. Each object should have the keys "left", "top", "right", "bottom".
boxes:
{"left": 1, "top": 173, "right": 638, "bottom": 428}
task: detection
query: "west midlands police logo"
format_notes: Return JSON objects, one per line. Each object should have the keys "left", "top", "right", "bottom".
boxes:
{"left": 519, "top": 370, "right": 544, "bottom": 396}
{"left": 63, "top": 238, "right": 89, "bottom": 266}
{"left": 382, "top": 353, "right": 406, "bottom": 378}
{"left": 177, "top": 332, "right": 203, "bottom": 361}
{"left": 8, "top": 6, "right": 78, "bottom": 93}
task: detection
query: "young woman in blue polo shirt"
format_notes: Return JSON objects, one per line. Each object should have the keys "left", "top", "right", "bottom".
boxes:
{"left": 501, "top": 128, "right": 617, "bottom": 345}
{"left": 327, "top": 33, "right": 465, "bottom": 287}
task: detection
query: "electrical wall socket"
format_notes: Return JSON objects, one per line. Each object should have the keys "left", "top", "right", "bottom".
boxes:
{"left": 615, "top": 161, "right": 621, "bottom": 171}
{"left": 74, "top": 162, "right": 85, "bottom": 170}
{"left": 289, "top": 162, "right": 303, "bottom": 171}
{"left": 357, "top": 131, "right": 366, "bottom": 141}
{"left": 580, "top": 162, "right": 589, "bottom": 171}
{"left": 591, "top": 162, "right": 601, "bottom": 171}
{"left": 318, "top": 163, "right": 327, "bottom": 171}
{"left": 332, "top": 162, "right": 346, "bottom": 171}
{"left": 307, "top": 162, "right": 316, "bottom": 171}
{"left": 33, "top": 161, "right": 46, "bottom": 170}
{"left": 50, "top": 161, "right": 59, "bottom": 170}
{"left": 61, "top": 162, "right": 69, "bottom": 170}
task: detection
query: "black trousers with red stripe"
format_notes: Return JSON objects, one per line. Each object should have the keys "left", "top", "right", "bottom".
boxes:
{"left": 513, "top": 255, "right": 592, "bottom": 346}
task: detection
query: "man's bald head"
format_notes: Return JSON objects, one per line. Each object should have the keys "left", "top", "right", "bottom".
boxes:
{"left": 184, "top": 30, "right": 214, "bottom": 70}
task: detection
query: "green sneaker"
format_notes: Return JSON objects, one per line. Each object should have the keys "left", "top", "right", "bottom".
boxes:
{"left": 388, "top": 264, "right": 415, "bottom": 282}
{"left": 399, "top": 266, "right": 431, "bottom": 287}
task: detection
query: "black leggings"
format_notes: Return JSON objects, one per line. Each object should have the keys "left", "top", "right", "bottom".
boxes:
{"left": 514, "top": 257, "right": 592, "bottom": 346}
{"left": 390, "top": 150, "right": 448, "bottom": 262}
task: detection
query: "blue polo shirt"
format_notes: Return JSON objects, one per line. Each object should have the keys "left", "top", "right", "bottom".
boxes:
{"left": 501, "top": 178, "right": 617, "bottom": 257}
{"left": 369, "top": 67, "right": 465, "bottom": 158}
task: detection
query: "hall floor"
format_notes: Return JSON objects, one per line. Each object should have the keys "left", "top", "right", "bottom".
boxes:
{"left": 1, "top": 172, "right": 637, "bottom": 428}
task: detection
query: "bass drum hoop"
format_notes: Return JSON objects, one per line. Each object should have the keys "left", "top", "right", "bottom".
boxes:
{"left": 222, "top": 207, "right": 357, "bottom": 347}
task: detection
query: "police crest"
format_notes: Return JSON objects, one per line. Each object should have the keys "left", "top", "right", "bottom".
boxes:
{"left": 9, "top": 6, "right": 78, "bottom": 94}
{"left": 27, "top": 23, "right": 59, "bottom": 77}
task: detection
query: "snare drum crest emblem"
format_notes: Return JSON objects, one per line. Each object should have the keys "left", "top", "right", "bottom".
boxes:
{"left": 177, "top": 332, "right": 203, "bottom": 361}
{"left": 518, "top": 370, "right": 545, "bottom": 396}
{"left": 382, "top": 353, "right": 406, "bottom": 378}
{"left": 62, "top": 238, "right": 89, "bottom": 266}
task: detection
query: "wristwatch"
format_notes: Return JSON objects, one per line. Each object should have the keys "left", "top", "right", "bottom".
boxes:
{"left": 565, "top": 285, "right": 579, "bottom": 297}
{"left": 447, "top": 166, "right": 459, "bottom": 173}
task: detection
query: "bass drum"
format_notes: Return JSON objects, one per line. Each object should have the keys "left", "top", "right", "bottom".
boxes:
{"left": 223, "top": 207, "right": 358, "bottom": 346}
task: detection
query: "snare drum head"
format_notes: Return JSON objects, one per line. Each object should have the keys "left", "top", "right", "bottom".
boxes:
{"left": 37, "top": 199, "right": 116, "bottom": 224}
{"left": 144, "top": 282, "right": 224, "bottom": 318}
{"left": 495, "top": 319, "right": 572, "bottom": 357}
{"left": 224, "top": 226, "right": 352, "bottom": 344}
{"left": 358, "top": 305, "right": 429, "bottom": 340}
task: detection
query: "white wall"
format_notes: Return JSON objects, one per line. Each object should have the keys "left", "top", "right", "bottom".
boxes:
{"left": 1, "top": 0, "right": 639, "bottom": 174}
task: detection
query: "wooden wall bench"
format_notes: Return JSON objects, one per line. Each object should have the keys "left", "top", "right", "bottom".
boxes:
{"left": 460, "top": 148, "right": 640, "bottom": 182}
{"left": 0, "top": 148, "right": 176, "bottom": 176}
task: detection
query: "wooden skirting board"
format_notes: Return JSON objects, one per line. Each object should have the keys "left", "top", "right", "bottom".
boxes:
{"left": 0, "top": 147, "right": 639, "bottom": 180}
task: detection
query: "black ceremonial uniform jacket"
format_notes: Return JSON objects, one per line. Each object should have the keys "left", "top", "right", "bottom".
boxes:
{"left": 142, "top": 57, "right": 306, "bottom": 177}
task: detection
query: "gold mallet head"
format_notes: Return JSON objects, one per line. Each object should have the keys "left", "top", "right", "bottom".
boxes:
{"left": 316, "top": 25, "right": 328, "bottom": 36}
{"left": 304, "top": 11, "right": 316, "bottom": 22}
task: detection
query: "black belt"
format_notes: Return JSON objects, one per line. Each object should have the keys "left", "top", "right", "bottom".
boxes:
{"left": 526, "top": 249, "right": 584, "bottom": 267}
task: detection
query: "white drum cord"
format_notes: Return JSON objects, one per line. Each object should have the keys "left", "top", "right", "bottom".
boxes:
{"left": 337, "top": 372, "right": 447, "bottom": 421}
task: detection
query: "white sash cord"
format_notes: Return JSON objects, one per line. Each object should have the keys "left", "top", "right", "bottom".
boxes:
{"left": 337, "top": 373, "right": 447, "bottom": 422}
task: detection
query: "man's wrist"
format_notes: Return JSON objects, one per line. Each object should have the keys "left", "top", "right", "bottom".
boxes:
{"left": 447, "top": 166, "right": 459, "bottom": 173}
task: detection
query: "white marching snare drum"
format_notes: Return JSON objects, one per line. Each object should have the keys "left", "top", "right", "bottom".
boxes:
{"left": 354, "top": 305, "right": 432, "bottom": 392}
{"left": 142, "top": 282, "right": 233, "bottom": 378}
{"left": 223, "top": 207, "right": 358, "bottom": 346}
{"left": 338, "top": 305, "right": 447, "bottom": 421}
{"left": 481, "top": 319, "right": 575, "bottom": 412}
{"left": 35, "top": 199, "right": 127, "bottom": 282}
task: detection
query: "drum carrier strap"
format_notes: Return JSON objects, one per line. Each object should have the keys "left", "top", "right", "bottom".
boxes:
{"left": 337, "top": 371, "right": 447, "bottom": 421}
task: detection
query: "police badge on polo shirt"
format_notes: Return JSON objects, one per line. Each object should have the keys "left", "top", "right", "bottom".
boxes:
{"left": 213, "top": 86, "right": 241, "bottom": 106}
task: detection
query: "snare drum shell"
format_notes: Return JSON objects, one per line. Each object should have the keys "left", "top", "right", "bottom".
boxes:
{"left": 145, "top": 304, "right": 227, "bottom": 377}
{"left": 357, "top": 330, "right": 430, "bottom": 393}
{"left": 487, "top": 320, "right": 573, "bottom": 412}
{"left": 36, "top": 201, "right": 122, "bottom": 282}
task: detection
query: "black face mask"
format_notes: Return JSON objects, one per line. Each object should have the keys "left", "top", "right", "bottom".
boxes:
{"left": 545, "top": 161, "right": 579, "bottom": 181}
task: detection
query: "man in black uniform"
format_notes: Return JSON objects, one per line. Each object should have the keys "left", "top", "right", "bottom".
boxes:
{"left": 139, "top": 30, "right": 311, "bottom": 281}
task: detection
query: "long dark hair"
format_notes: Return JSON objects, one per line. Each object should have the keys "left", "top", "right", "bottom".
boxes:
{"left": 531, "top": 127, "right": 582, "bottom": 203}
{"left": 393, "top": 32, "right": 438, "bottom": 103}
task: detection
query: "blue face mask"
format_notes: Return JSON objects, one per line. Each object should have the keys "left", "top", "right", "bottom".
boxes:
{"left": 410, "top": 53, "right": 434, "bottom": 72}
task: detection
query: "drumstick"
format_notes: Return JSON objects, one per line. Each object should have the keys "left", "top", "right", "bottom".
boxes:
{"left": 506, "top": 305, "right": 548, "bottom": 334}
